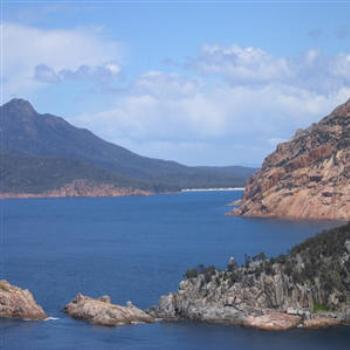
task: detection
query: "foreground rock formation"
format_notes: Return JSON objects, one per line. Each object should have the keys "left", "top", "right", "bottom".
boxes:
{"left": 0, "top": 280, "right": 47, "bottom": 320}
{"left": 152, "top": 223, "right": 350, "bottom": 330}
{"left": 233, "top": 98, "right": 350, "bottom": 220}
{"left": 0, "top": 180, "right": 152, "bottom": 199}
{"left": 64, "top": 294, "right": 154, "bottom": 326}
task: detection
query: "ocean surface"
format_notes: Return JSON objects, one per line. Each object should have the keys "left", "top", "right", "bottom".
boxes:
{"left": 0, "top": 191, "right": 349, "bottom": 350}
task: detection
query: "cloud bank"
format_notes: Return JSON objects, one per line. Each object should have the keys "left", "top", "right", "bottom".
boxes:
{"left": 1, "top": 22, "right": 122, "bottom": 97}
{"left": 77, "top": 46, "right": 350, "bottom": 165}
{"left": 2, "top": 23, "right": 350, "bottom": 165}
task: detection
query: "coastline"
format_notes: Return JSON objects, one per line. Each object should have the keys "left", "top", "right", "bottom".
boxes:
{"left": 0, "top": 191, "right": 152, "bottom": 200}
{"left": 0, "top": 185, "right": 245, "bottom": 200}
{"left": 181, "top": 187, "right": 245, "bottom": 193}
{"left": 0, "top": 181, "right": 153, "bottom": 200}
{"left": 152, "top": 223, "right": 350, "bottom": 331}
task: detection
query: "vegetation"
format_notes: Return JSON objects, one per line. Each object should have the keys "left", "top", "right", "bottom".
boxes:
{"left": 0, "top": 152, "right": 148, "bottom": 193}
{"left": 313, "top": 303, "right": 330, "bottom": 313}
{"left": 0, "top": 99, "right": 255, "bottom": 194}
{"left": 185, "top": 264, "right": 217, "bottom": 282}
{"left": 184, "top": 223, "right": 350, "bottom": 307}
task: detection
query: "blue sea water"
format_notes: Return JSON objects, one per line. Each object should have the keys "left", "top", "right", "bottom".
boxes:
{"left": 0, "top": 191, "right": 349, "bottom": 350}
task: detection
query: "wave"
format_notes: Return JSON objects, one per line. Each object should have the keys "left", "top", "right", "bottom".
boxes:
{"left": 44, "top": 317, "right": 60, "bottom": 321}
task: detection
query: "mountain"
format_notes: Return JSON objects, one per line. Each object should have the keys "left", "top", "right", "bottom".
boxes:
{"left": 0, "top": 98, "right": 255, "bottom": 197}
{"left": 233, "top": 98, "right": 350, "bottom": 220}
{"left": 153, "top": 223, "right": 350, "bottom": 330}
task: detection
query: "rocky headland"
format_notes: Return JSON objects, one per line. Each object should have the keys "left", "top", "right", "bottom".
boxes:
{"left": 151, "top": 223, "right": 350, "bottom": 330}
{"left": 64, "top": 294, "right": 154, "bottom": 326}
{"left": 0, "top": 280, "right": 47, "bottom": 320}
{"left": 233, "top": 98, "right": 350, "bottom": 220}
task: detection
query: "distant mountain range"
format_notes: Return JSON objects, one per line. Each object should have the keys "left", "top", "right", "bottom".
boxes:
{"left": 0, "top": 99, "right": 255, "bottom": 198}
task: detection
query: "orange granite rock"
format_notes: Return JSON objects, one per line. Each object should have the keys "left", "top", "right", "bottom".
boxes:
{"left": 233, "top": 98, "right": 350, "bottom": 220}
{"left": 0, "top": 280, "right": 47, "bottom": 320}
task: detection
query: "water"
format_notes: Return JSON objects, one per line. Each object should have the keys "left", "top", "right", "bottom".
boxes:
{"left": 0, "top": 191, "right": 349, "bottom": 349}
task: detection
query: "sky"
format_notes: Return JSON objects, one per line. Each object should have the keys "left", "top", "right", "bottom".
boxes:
{"left": 1, "top": 1, "right": 350, "bottom": 167}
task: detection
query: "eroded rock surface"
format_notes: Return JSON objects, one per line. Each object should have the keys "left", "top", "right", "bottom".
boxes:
{"left": 152, "top": 224, "right": 350, "bottom": 330}
{"left": 0, "top": 280, "right": 47, "bottom": 320}
{"left": 233, "top": 98, "right": 350, "bottom": 220}
{"left": 64, "top": 294, "right": 154, "bottom": 326}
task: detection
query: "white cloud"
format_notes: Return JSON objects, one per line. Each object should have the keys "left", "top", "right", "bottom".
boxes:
{"left": 34, "top": 62, "right": 121, "bottom": 84}
{"left": 1, "top": 22, "right": 122, "bottom": 99}
{"left": 2, "top": 25, "right": 350, "bottom": 165}
{"left": 190, "top": 44, "right": 292, "bottom": 85}
{"left": 190, "top": 45, "right": 350, "bottom": 94}
{"left": 75, "top": 68, "right": 350, "bottom": 165}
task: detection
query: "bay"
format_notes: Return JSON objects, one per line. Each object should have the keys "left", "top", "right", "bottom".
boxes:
{"left": 0, "top": 191, "right": 349, "bottom": 349}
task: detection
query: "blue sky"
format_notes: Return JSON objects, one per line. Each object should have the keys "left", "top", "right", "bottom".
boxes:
{"left": 2, "top": 1, "right": 350, "bottom": 166}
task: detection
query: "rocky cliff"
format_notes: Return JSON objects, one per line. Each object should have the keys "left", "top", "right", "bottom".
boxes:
{"left": 0, "top": 280, "right": 47, "bottom": 320}
{"left": 233, "top": 98, "right": 350, "bottom": 220}
{"left": 152, "top": 223, "right": 350, "bottom": 330}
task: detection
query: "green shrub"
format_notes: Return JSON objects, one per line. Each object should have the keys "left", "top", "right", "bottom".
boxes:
{"left": 313, "top": 303, "right": 330, "bottom": 313}
{"left": 184, "top": 268, "right": 199, "bottom": 279}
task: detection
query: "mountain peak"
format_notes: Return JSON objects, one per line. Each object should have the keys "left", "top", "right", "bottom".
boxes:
{"left": 328, "top": 97, "right": 350, "bottom": 116}
{"left": 2, "top": 98, "right": 37, "bottom": 117}
{"left": 0, "top": 98, "right": 254, "bottom": 197}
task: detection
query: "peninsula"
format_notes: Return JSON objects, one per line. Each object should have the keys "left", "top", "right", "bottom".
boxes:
{"left": 152, "top": 223, "right": 350, "bottom": 330}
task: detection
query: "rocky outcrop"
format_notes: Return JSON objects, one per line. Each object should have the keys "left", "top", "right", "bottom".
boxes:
{"left": 233, "top": 98, "right": 350, "bottom": 220}
{"left": 152, "top": 223, "right": 350, "bottom": 330}
{"left": 64, "top": 294, "right": 154, "bottom": 326}
{"left": 0, "top": 280, "right": 47, "bottom": 320}
{"left": 0, "top": 180, "right": 152, "bottom": 199}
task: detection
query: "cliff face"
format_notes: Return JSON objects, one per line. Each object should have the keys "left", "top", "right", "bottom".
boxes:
{"left": 153, "top": 223, "right": 350, "bottom": 330}
{"left": 233, "top": 98, "right": 350, "bottom": 220}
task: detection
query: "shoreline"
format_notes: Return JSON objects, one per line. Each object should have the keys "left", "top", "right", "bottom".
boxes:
{"left": 0, "top": 190, "right": 153, "bottom": 200}
{"left": 0, "top": 187, "right": 245, "bottom": 200}
{"left": 181, "top": 187, "right": 245, "bottom": 193}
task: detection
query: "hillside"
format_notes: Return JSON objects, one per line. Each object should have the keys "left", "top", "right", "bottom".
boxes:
{"left": 233, "top": 98, "right": 350, "bottom": 220}
{"left": 0, "top": 152, "right": 148, "bottom": 194}
{"left": 0, "top": 99, "right": 255, "bottom": 197}
{"left": 153, "top": 223, "right": 350, "bottom": 330}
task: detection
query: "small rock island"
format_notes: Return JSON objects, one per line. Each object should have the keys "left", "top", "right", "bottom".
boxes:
{"left": 0, "top": 280, "right": 47, "bottom": 320}
{"left": 64, "top": 293, "right": 154, "bottom": 326}
{"left": 152, "top": 223, "right": 350, "bottom": 330}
